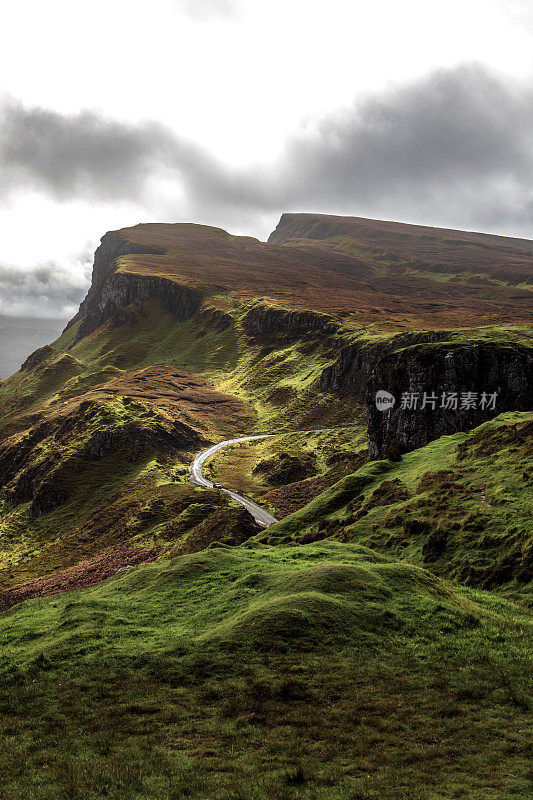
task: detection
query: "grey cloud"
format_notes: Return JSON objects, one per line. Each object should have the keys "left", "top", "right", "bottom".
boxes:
{"left": 0, "top": 64, "right": 532, "bottom": 237}
{"left": 196, "top": 64, "right": 533, "bottom": 234}
{"left": 0, "top": 258, "right": 91, "bottom": 319}
{"left": 275, "top": 65, "right": 533, "bottom": 232}
{"left": 0, "top": 99, "right": 246, "bottom": 210}
{"left": 0, "top": 101, "right": 187, "bottom": 201}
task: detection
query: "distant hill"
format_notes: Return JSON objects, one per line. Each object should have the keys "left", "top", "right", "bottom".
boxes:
{"left": 80, "top": 213, "right": 533, "bottom": 330}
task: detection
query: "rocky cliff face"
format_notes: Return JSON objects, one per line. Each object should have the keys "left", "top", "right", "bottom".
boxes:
{"left": 366, "top": 343, "right": 533, "bottom": 458}
{"left": 319, "top": 332, "right": 450, "bottom": 401}
{"left": 243, "top": 305, "right": 339, "bottom": 338}
{"left": 70, "top": 231, "right": 202, "bottom": 341}
{"left": 318, "top": 332, "right": 532, "bottom": 457}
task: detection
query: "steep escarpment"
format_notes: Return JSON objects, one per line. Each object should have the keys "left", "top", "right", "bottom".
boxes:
{"left": 319, "top": 331, "right": 450, "bottom": 401}
{"left": 1, "top": 214, "right": 532, "bottom": 800}
{"left": 76, "top": 272, "right": 202, "bottom": 341}
{"left": 367, "top": 342, "right": 533, "bottom": 458}
{"left": 243, "top": 305, "right": 339, "bottom": 338}
{"left": 71, "top": 231, "right": 201, "bottom": 341}
{"left": 317, "top": 328, "right": 532, "bottom": 457}
{"left": 1, "top": 213, "right": 532, "bottom": 594}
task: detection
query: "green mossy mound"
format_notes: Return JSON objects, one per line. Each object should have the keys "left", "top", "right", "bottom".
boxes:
{"left": 266, "top": 412, "right": 533, "bottom": 600}
{"left": 0, "top": 543, "right": 493, "bottom": 668}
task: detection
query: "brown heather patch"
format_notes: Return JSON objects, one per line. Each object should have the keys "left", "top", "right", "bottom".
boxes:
{"left": 0, "top": 544, "right": 159, "bottom": 612}
{"left": 264, "top": 475, "right": 329, "bottom": 518}
{"left": 457, "top": 419, "right": 533, "bottom": 460}
{"left": 97, "top": 365, "right": 255, "bottom": 435}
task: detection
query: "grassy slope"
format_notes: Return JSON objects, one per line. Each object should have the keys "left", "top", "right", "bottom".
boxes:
{"left": 265, "top": 412, "right": 533, "bottom": 601}
{"left": 0, "top": 297, "right": 359, "bottom": 586}
{"left": 0, "top": 217, "right": 531, "bottom": 799}
{"left": 0, "top": 298, "right": 356, "bottom": 439}
{"left": 0, "top": 542, "right": 531, "bottom": 799}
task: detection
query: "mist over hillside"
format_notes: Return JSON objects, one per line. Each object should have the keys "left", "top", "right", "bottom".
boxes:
{"left": 0, "top": 315, "right": 67, "bottom": 380}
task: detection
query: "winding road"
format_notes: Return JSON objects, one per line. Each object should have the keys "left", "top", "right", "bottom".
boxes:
{"left": 189, "top": 425, "right": 361, "bottom": 528}
{"left": 190, "top": 435, "right": 278, "bottom": 527}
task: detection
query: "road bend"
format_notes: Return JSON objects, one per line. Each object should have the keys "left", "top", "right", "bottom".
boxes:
{"left": 189, "top": 425, "right": 360, "bottom": 528}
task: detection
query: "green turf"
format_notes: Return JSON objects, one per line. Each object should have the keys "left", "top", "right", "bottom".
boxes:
{"left": 265, "top": 412, "right": 533, "bottom": 600}
{"left": 0, "top": 541, "right": 531, "bottom": 799}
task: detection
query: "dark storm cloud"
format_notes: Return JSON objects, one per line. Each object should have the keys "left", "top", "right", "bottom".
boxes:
{"left": 0, "top": 64, "right": 532, "bottom": 233}
{"left": 276, "top": 65, "right": 533, "bottom": 230}
{"left": 0, "top": 260, "right": 91, "bottom": 318}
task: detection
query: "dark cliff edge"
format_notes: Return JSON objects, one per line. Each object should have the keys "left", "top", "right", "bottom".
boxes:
{"left": 67, "top": 231, "right": 202, "bottom": 341}
{"left": 25, "top": 223, "right": 531, "bottom": 464}
{"left": 319, "top": 333, "right": 532, "bottom": 457}
{"left": 243, "top": 305, "right": 339, "bottom": 339}
{"left": 319, "top": 332, "right": 451, "bottom": 401}
{"left": 367, "top": 343, "right": 533, "bottom": 458}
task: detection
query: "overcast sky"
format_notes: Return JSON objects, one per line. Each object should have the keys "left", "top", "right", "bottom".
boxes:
{"left": 1, "top": 0, "right": 532, "bottom": 319}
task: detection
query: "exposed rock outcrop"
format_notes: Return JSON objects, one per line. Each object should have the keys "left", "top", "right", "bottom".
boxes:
{"left": 73, "top": 232, "right": 164, "bottom": 317}
{"left": 76, "top": 272, "right": 202, "bottom": 341}
{"left": 319, "top": 330, "right": 532, "bottom": 457}
{"left": 243, "top": 305, "right": 338, "bottom": 339}
{"left": 366, "top": 343, "right": 533, "bottom": 458}
{"left": 319, "top": 332, "right": 450, "bottom": 400}
{"left": 70, "top": 231, "right": 202, "bottom": 341}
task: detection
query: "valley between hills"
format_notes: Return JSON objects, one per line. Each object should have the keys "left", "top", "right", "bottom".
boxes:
{"left": 0, "top": 213, "right": 531, "bottom": 799}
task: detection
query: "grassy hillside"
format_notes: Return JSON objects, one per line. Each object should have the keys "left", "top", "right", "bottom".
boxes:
{"left": 0, "top": 542, "right": 531, "bottom": 799}
{"left": 265, "top": 412, "right": 533, "bottom": 600}
{"left": 0, "top": 293, "right": 362, "bottom": 591}
{"left": 0, "top": 214, "right": 531, "bottom": 799}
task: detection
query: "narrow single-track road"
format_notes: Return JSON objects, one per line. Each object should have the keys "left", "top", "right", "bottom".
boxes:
{"left": 189, "top": 425, "right": 361, "bottom": 528}
{"left": 190, "top": 435, "right": 278, "bottom": 527}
